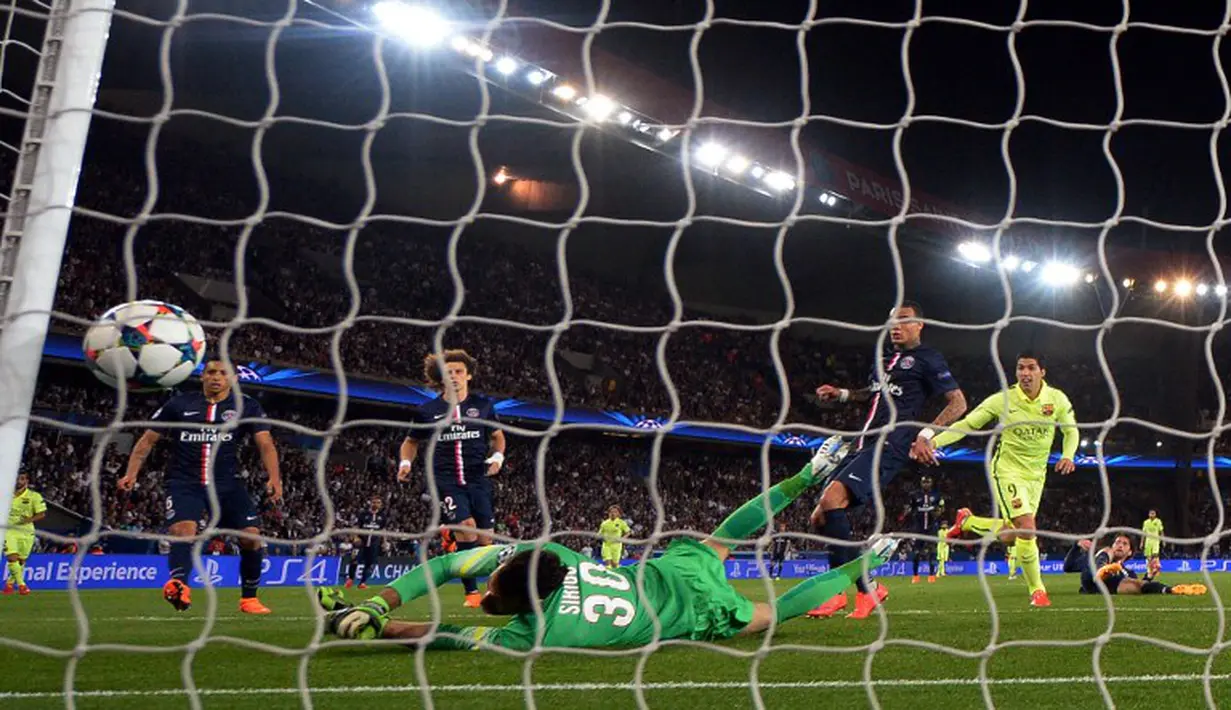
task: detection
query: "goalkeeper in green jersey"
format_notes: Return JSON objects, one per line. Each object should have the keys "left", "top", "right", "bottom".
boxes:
{"left": 317, "top": 439, "right": 901, "bottom": 650}
{"left": 913, "top": 352, "right": 1078, "bottom": 608}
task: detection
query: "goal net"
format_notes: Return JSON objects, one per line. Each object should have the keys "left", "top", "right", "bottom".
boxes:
{"left": 1, "top": 0, "right": 1228, "bottom": 707}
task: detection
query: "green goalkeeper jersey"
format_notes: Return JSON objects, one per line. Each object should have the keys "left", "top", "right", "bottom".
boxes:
{"left": 931, "top": 382, "right": 1078, "bottom": 481}
{"left": 393, "top": 541, "right": 732, "bottom": 651}
{"left": 1142, "top": 517, "right": 1164, "bottom": 541}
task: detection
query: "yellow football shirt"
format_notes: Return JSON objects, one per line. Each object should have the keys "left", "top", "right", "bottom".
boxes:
{"left": 7, "top": 488, "right": 47, "bottom": 533}
{"left": 932, "top": 381, "right": 1078, "bottom": 480}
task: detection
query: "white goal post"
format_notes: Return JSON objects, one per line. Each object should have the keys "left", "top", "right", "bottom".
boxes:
{"left": 0, "top": 0, "right": 113, "bottom": 522}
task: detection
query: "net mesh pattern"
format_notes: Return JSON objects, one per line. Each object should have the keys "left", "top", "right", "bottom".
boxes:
{"left": 0, "top": 0, "right": 1228, "bottom": 708}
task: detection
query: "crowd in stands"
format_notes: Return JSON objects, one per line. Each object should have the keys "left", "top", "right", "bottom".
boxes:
{"left": 11, "top": 123, "right": 1231, "bottom": 564}
{"left": 23, "top": 374, "right": 1228, "bottom": 561}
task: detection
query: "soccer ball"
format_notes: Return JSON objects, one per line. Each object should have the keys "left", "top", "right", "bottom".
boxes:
{"left": 83, "top": 300, "right": 207, "bottom": 391}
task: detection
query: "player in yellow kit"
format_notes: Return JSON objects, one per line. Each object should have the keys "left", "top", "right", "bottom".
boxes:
{"left": 914, "top": 352, "right": 1077, "bottom": 608}
{"left": 4, "top": 473, "right": 47, "bottom": 596}
{"left": 1141, "top": 510, "right": 1164, "bottom": 576}
{"left": 598, "top": 506, "right": 632, "bottom": 569}
{"left": 935, "top": 523, "right": 949, "bottom": 578}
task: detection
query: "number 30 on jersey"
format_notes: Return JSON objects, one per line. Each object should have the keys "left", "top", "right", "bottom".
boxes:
{"left": 578, "top": 562, "right": 636, "bottom": 628}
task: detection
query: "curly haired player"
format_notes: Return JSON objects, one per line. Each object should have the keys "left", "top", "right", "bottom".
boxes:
{"left": 398, "top": 350, "right": 506, "bottom": 608}
{"left": 1063, "top": 535, "right": 1205, "bottom": 596}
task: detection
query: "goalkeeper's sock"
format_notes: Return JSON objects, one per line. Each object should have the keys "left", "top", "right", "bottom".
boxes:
{"left": 1016, "top": 537, "right": 1044, "bottom": 594}
{"left": 1006, "top": 548, "right": 1017, "bottom": 576}
{"left": 8, "top": 561, "right": 25, "bottom": 586}
{"left": 712, "top": 462, "right": 820, "bottom": 544}
{"left": 168, "top": 542, "right": 192, "bottom": 582}
{"left": 962, "top": 513, "right": 1004, "bottom": 538}
{"left": 776, "top": 542, "right": 895, "bottom": 623}
{"left": 454, "top": 540, "right": 479, "bottom": 595}
{"left": 240, "top": 547, "right": 263, "bottom": 599}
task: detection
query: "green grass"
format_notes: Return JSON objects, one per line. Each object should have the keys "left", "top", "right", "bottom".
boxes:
{"left": 2, "top": 574, "right": 1231, "bottom": 709}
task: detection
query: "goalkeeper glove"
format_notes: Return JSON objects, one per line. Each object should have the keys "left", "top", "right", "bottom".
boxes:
{"left": 329, "top": 600, "right": 389, "bottom": 640}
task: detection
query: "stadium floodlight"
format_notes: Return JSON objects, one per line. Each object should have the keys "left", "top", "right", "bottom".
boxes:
{"left": 819, "top": 192, "right": 838, "bottom": 207}
{"left": 373, "top": 2, "right": 450, "bottom": 48}
{"left": 1174, "top": 279, "right": 1194, "bottom": 298}
{"left": 956, "top": 241, "right": 992, "bottom": 263}
{"left": 494, "top": 56, "right": 518, "bottom": 75}
{"left": 1156, "top": 441, "right": 1163, "bottom": 448}
{"left": 1122, "top": 277, "right": 1135, "bottom": 289}
{"left": 552, "top": 84, "right": 577, "bottom": 101}
{"left": 526, "top": 69, "right": 548, "bottom": 85}
{"left": 725, "top": 155, "right": 750, "bottom": 174}
{"left": 1001, "top": 255, "right": 1020, "bottom": 271}
{"left": 1081, "top": 438, "right": 1089, "bottom": 447}
{"left": 1083, "top": 272, "right": 1097, "bottom": 284}
{"left": 750, "top": 165, "right": 766, "bottom": 179}
{"left": 1039, "top": 261, "right": 1080, "bottom": 287}
{"left": 1154, "top": 279, "right": 1168, "bottom": 293}
{"left": 1020, "top": 260, "right": 1037, "bottom": 273}
{"left": 657, "top": 127, "right": 678, "bottom": 142}
{"left": 1219, "top": 285, "right": 1229, "bottom": 296}
{"left": 762, "top": 171, "right": 795, "bottom": 191}
{"left": 616, "top": 110, "right": 633, "bottom": 125}
{"left": 582, "top": 94, "right": 617, "bottom": 121}
{"left": 1197, "top": 283, "right": 1210, "bottom": 296}
{"left": 695, "top": 141, "right": 729, "bottom": 168}
{"left": 492, "top": 167, "right": 510, "bottom": 185}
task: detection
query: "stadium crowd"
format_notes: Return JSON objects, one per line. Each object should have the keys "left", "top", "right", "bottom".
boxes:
{"left": 23, "top": 375, "right": 1226, "bottom": 561}
{"left": 12, "top": 124, "right": 1231, "bottom": 564}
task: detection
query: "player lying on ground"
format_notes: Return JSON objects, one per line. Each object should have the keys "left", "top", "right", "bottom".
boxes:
{"left": 4, "top": 473, "right": 46, "bottom": 596}
{"left": 917, "top": 352, "right": 1075, "bottom": 608}
{"left": 120, "top": 357, "right": 283, "bottom": 614}
{"left": 317, "top": 439, "right": 901, "bottom": 649}
{"left": 1062, "top": 535, "right": 1205, "bottom": 596}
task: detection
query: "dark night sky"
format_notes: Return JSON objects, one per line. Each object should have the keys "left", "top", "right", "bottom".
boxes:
{"left": 75, "top": 0, "right": 1231, "bottom": 361}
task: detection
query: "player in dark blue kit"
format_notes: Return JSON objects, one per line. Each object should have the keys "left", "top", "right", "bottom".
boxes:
{"left": 807, "top": 302, "right": 967, "bottom": 619}
{"left": 119, "top": 358, "right": 283, "bottom": 614}
{"left": 903, "top": 476, "right": 944, "bottom": 584}
{"left": 346, "top": 495, "right": 387, "bottom": 589}
{"left": 1062, "top": 535, "right": 1205, "bottom": 596}
{"left": 398, "top": 350, "right": 507, "bottom": 608}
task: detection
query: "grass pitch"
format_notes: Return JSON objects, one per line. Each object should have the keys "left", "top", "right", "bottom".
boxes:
{"left": 2, "top": 573, "right": 1230, "bottom": 709}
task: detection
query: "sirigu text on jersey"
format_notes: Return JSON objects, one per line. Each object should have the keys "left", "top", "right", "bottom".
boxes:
{"left": 557, "top": 566, "right": 582, "bottom": 615}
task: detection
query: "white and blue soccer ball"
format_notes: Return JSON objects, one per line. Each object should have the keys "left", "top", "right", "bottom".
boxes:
{"left": 83, "top": 300, "right": 207, "bottom": 391}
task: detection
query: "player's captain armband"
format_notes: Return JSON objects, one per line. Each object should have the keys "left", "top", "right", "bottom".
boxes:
{"left": 485, "top": 451, "right": 505, "bottom": 465}
{"left": 918, "top": 427, "right": 936, "bottom": 441}
{"left": 838, "top": 388, "right": 851, "bottom": 403}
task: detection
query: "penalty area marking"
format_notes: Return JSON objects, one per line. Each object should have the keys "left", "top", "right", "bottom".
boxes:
{"left": 3, "top": 673, "right": 1231, "bottom": 699}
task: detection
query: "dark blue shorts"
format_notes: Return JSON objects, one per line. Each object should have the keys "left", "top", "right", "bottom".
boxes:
{"left": 825, "top": 445, "right": 911, "bottom": 507}
{"left": 435, "top": 480, "right": 494, "bottom": 530}
{"left": 165, "top": 482, "right": 260, "bottom": 531}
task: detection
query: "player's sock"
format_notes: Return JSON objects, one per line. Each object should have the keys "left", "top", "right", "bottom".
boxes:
{"left": 455, "top": 540, "right": 479, "bottom": 595}
{"left": 8, "top": 561, "right": 25, "bottom": 586}
{"left": 240, "top": 547, "right": 263, "bottom": 599}
{"left": 1142, "top": 581, "right": 1171, "bottom": 594}
{"left": 776, "top": 540, "right": 895, "bottom": 622}
{"left": 820, "top": 508, "right": 868, "bottom": 593}
{"left": 712, "top": 463, "right": 821, "bottom": 544}
{"left": 1016, "top": 537, "right": 1044, "bottom": 594}
{"left": 912, "top": 553, "right": 920, "bottom": 577}
{"left": 1007, "top": 548, "right": 1017, "bottom": 576}
{"left": 168, "top": 542, "right": 192, "bottom": 582}
{"left": 962, "top": 513, "right": 1004, "bottom": 538}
